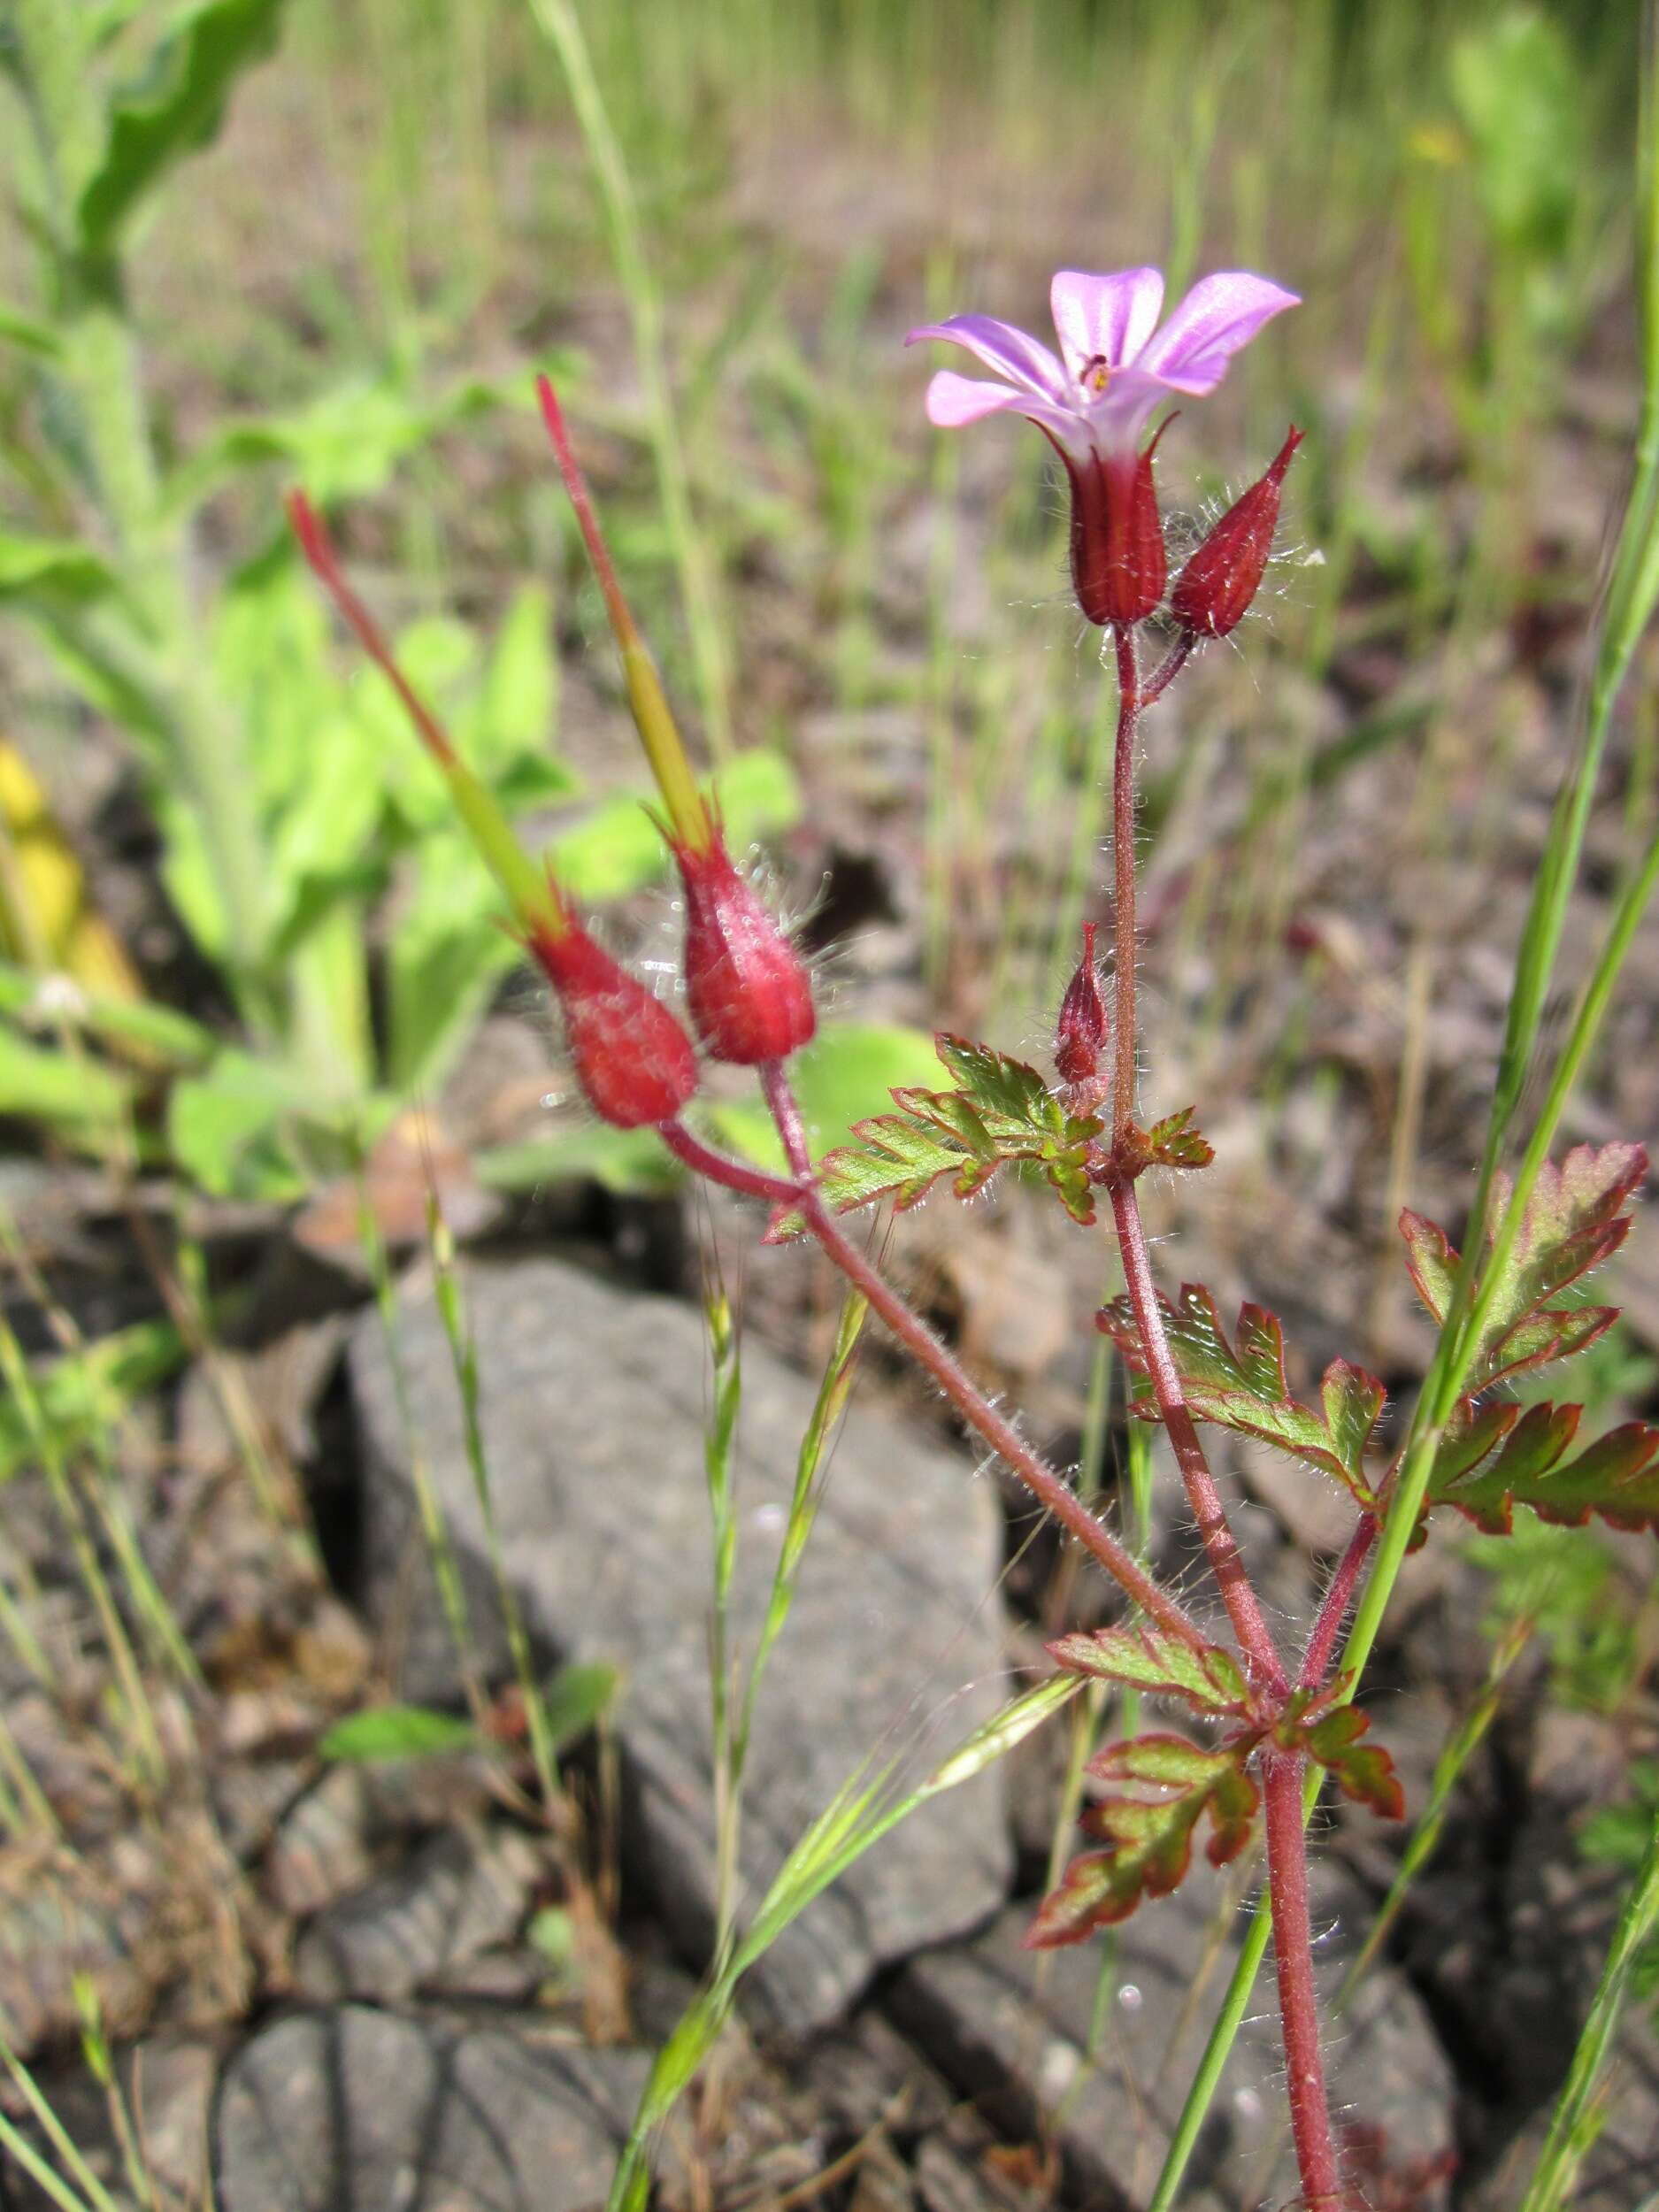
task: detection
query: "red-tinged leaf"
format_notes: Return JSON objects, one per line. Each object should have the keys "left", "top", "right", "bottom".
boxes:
{"left": 1479, "top": 1303, "right": 1618, "bottom": 1392}
{"left": 1400, "top": 1143, "right": 1647, "bottom": 1394}
{"left": 1399, "top": 1209, "right": 1458, "bottom": 1328}
{"left": 1298, "top": 1704, "right": 1404, "bottom": 1820}
{"left": 1100, "top": 1284, "right": 1386, "bottom": 1510}
{"left": 1140, "top": 1106, "right": 1214, "bottom": 1171}
{"left": 1046, "top": 1624, "right": 1252, "bottom": 1718}
{"left": 1089, "top": 1733, "right": 1241, "bottom": 1790}
{"left": 1025, "top": 1735, "right": 1260, "bottom": 1947}
{"left": 1440, "top": 1400, "right": 1659, "bottom": 1537}
{"left": 791, "top": 1032, "right": 1105, "bottom": 1233}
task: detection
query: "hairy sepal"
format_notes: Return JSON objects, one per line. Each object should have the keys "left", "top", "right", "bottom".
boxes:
{"left": 1099, "top": 1283, "right": 1386, "bottom": 1511}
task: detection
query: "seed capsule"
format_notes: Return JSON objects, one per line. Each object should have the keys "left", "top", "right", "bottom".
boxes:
{"left": 672, "top": 831, "right": 817, "bottom": 1066}
{"left": 1171, "top": 426, "right": 1302, "bottom": 642}
{"left": 526, "top": 915, "right": 699, "bottom": 1128}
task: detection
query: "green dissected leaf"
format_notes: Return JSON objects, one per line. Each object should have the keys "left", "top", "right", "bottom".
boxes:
{"left": 0, "top": 1018, "right": 133, "bottom": 1139}
{"left": 1026, "top": 1733, "right": 1259, "bottom": 1947}
{"left": 539, "top": 1660, "right": 619, "bottom": 1753}
{"left": 1433, "top": 1399, "right": 1659, "bottom": 1539}
{"left": 1294, "top": 1702, "right": 1404, "bottom": 1821}
{"left": 319, "top": 1703, "right": 477, "bottom": 1764}
{"left": 0, "top": 1317, "right": 184, "bottom": 1484}
{"left": 1139, "top": 1105, "right": 1214, "bottom": 1171}
{"left": 1099, "top": 1284, "right": 1386, "bottom": 1510}
{"left": 78, "top": 0, "right": 288, "bottom": 257}
{"left": 1045, "top": 1624, "right": 1252, "bottom": 1719}
{"left": 0, "top": 534, "right": 117, "bottom": 606}
{"left": 779, "top": 1032, "right": 1103, "bottom": 1237}
{"left": 1400, "top": 1141, "right": 1641, "bottom": 1394}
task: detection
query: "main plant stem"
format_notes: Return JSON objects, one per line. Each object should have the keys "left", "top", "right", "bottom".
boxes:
{"left": 1106, "top": 624, "right": 1337, "bottom": 2205}
{"left": 1106, "top": 628, "right": 1286, "bottom": 1697}
{"left": 749, "top": 1068, "right": 1205, "bottom": 1652}
{"left": 1263, "top": 1752, "right": 1344, "bottom": 2209}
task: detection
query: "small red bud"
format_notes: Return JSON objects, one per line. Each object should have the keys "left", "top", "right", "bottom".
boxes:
{"left": 1171, "top": 425, "right": 1302, "bottom": 642}
{"left": 527, "top": 916, "right": 699, "bottom": 1128}
{"left": 1056, "top": 921, "right": 1108, "bottom": 1086}
{"left": 1064, "top": 426, "right": 1169, "bottom": 629}
{"left": 673, "top": 831, "right": 817, "bottom": 1065}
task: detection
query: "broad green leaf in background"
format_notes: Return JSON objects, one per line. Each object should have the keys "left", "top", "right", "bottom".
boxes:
{"left": 1448, "top": 8, "right": 1579, "bottom": 258}
{"left": 383, "top": 831, "right": 520, "bottom": 1096}
{"left": 76, "top": 0, "right": 288, "bottom": 257}
{"left": 0, "top": 303, "right": 62, "bottom": 360}
{"left": 473, "top": 1124, "right": 685, "bottom": 1200}
{"left": 539, "top": 1660, "right": 620, "bottom": 1753}
{"left": 550, "top": 746, "right": 800, "bottom": 905}
{"left": 319, "top": 1703, "right": 477, "bottom": 1764}
{"left": 711, "top": 1020, "right": 944, "bottom": 1173}
{"left": 165, "top": 1044, "right": 383, "bottom": 1200}
{"left": 0, "top": 963, "right": 212, "bottom": 1068}
{"left": 0, "top": 1019, "right": 133, "bottom": 1141}
{"left": 0, "top": 534, "right": 117, "bottom": 606}
{"left": 164, "top": 370, "right": 525, "bottom": 515}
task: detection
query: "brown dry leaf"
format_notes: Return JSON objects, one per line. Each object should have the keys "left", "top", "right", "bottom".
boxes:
{"left": 291, "top": 1109, "right": 497, "bottom": 1260}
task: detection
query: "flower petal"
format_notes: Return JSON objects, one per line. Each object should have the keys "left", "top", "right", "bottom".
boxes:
{"left": 924, "top": 372, "right": 1091, "bottom": 456}
{"left": 1136, "top": 272, "right": 1300, "bottom": 396}
{"left": 906, "top": 313, "right": 1068, "bottom": 402}
{"left": 1049, "top": 266, "right": 1165, "bottom": 383}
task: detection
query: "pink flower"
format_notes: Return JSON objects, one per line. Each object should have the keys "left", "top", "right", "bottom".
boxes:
{"left": 908, "top": 267, "right": 1298, "bottom": 628}
{"left": 908, "top": 266, "right": 1299, "bottom": 462}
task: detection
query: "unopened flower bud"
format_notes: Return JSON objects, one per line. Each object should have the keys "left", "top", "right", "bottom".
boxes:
{"left": 1056, "top": 922, "right": 1108, "bottom": 1085}
{"left": 526, "top": 914, "right": 699, "bottom": 1128}
{"left": 1171, "top": 425, "right": 1302, "bottom": 642}
{"left": 672, "top": 830, "right": 817, "bottom": 1065}
{"left": 1064, "top": 425, "right": 1169, "bottom": 629}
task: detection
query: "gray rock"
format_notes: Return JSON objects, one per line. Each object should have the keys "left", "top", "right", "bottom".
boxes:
{"left": 292, "top": 1824, "right": 541, "bottom": 2003}
{"left": 349, "top": 1255, "right": 1011, "bottom": 2032}
{"left": 214, "top": 2005, "right": 650, "bottom": 2211}
{"left": 889, "top": 1857, "right": 1455, "bottom": 2211}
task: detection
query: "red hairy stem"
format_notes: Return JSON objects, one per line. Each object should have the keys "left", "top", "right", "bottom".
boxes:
{"left": 1140, "top": 634, "right": 1194, "bottom": 707}
{"left": 1103, "top": 627, "right": 1286, "bottom": 1695}
{"left": 1300, "top": 1512, "right": 1379, "bottom": 1689}
{"left": 1108, "top": 1176, "right": 1288, "bottom": 1695}
{"left": 1262, "top": 1752, "right": 1345, "bottom": 2210}
{"left": 752, "top": 1066, "right": 1210, "bottom": 1651}
{"left": 660, "top": 1120, "right": 802, "bottom": 1206}
{"left": 1103, "top": 626, "right": 1337, "bottom": 2206}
